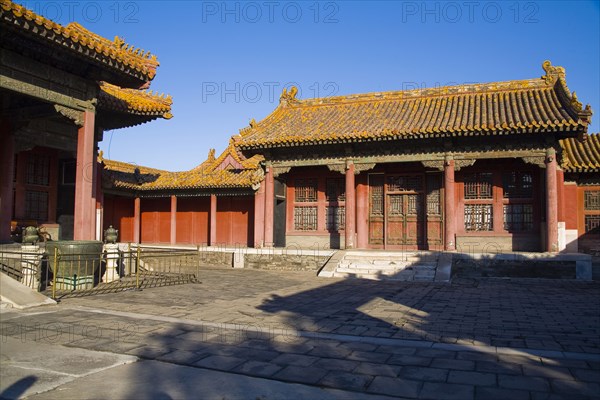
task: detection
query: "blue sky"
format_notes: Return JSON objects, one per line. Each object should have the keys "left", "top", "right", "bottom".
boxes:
{"left": 23, "top": 1, "right": 600, "bottom": 171}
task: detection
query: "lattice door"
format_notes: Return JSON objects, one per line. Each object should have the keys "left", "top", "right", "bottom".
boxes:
{"left": 368, "top": 174, "right": 384, "bottom": 245}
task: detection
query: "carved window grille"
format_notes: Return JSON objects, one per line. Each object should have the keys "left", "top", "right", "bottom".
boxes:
{"left": 326, "top": 206, "right": 345, "bottom": 231}
{"left": 464, "top": 204, "right": 493, "bottom": 231}
{"left": 584, "top": 216, "right": 600, "bottom": 236}
{"left": 464, "top": 173, "right": 493, "bottom": 199}
{"left": 26, "top": 154, "right": 50, "bottom": 186}
{"left": 503, "top": 172, "right": 533, "bottom": 199}
{"left": 25, "top": 190, "right": 48, "bottom": 221}
{"left": 426, "top": 174, "right": 442, "bottom": 215}
{"left": 294, "top": 179, "right": 318, "bottom": 202}
{"left": 326, "top": 179, "right": 345, "bottom": 202}
{"left": 584, "top": 191, "right": 600, "bottom": 211}
{"left": 294, "top": 206, "right": 318, "bottom": 231}
{"left": 369, "top": 175, "right": 384, "bottom": 217}
{"left": 503, "top": 204, "right": 533, "bottom": 231}
{"left": 387, "top": 175, "right": 422, "bottom": 192}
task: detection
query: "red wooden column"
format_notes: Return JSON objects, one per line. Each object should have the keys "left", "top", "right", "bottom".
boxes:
{"left": 133, "top": 197, "right": 141, "bottom": 244}
{"left": 444, "top": 158, "right": 456, "bottom": 251}
{"left": 253, "top": 181, "right": 265, "bottom": 248}
{"left": 74, "top": 110, "right": 97, "bottom": 240}
{"left": 345, "top": 161, "right": 356, "bottom": 249}
{"left": 170, "top": 195, "right": 177, "bottom": 245}
{"left": 0, "top": 124, "right": 14, "bottom": 242}
{"left": 264, "top": 164, "right": 274, "bottom": 247}
{"left": 546, "top": 149, "right": 559, "bottom": 252}
{"left": 95, "top": 163, "right": 104, "bottom": 240}
{"left": 356, "top": 173, "right": 368, "bottom": 248}
{"left": 209, "top": 194, "right": 217, "bottom": 246}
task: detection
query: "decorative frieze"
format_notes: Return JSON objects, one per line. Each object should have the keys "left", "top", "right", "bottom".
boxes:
{"left": 271, "top": 166, "right": 291, "bottom": 177}
{"left": 353, "top": 163, "right": 376, "bottom": 174}
{"left": 54, "top": 105, "right": 84, "bottom": 127}
{"left": 421, "top": 160, "right": 445, "bottom": 171}
{"left": 522, "top": 156, "right": 546, "bottom": 168}
{"left": 454, "top": 159, "right": 477, "bottom": 171}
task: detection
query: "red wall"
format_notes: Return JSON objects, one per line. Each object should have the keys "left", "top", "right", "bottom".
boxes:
{"left": 216, "top": 196, "right": 254, "bottom": 247}
{"left": 176, "top": 197, "right": 210, "bottom": 244}
{"left": 562, "top": 184, "right": 578, "bottom": 230}
{"left": 103, "top": 195, "right": 134, "bottom": 242}
{"left": 141, "top": 198, "right": 171, "bottom": 243}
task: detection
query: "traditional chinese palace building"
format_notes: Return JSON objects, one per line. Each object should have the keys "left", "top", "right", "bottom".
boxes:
{"left": 0, "top": 0, "right": 172, "bottom": 242}
{"left": 102, "top": 62, "right": 599, "bottom": 254}
{"left": 1, "top": 2, "right": 598, "bottom": 254}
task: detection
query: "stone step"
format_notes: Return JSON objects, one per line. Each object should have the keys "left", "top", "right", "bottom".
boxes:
{"left": 342, "top": 255, "right": 437, "bottom": 263}
{"left": 335, "top": 266, "right": 417, "bottom": 276}
{"left": 332, "top": 271, "right": 417, "bottom": 281}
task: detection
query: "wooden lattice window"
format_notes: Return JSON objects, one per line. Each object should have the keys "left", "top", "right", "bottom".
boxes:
{"left": 585, "top": 216, "right": 600, "bottom": 236}
{"left": 294, "top": 206, "right": 318, "bottom": 231}
{"left": 583, "top": 190, "right": 600, "bottom": 238}
{"left": 503, "top": 172, "right": 533, "bottom": 199}
{"left": 387, "top": 175, "right": 422, "bottom": 192}
{"left": 326, "top": 178, "right": 345, "bottom": 202}
{"left": 426, "top": 174, "right": 442, "bottom": 215}
{"left": 464, "top": 204, "right": 493, "bottom": 231}
{"left": 585, "top": 191, "right": 600, "bottom": 211}
{"left": 326, "top": 206, "right": 345, "bottom": 231}
{"left": 464, "top": 173, "right": 493, "bottom": 199}
{"left": 25, "top": 190, "right": 48, "bottom": 221}
{"left": 295, "top": 179, "right": 318, "bottom": 202}
{"left": 26, "top": 153, "right": 50, "bottom": 186}
{"left": 503, "top": 204, "right": 533, "bottom": 231}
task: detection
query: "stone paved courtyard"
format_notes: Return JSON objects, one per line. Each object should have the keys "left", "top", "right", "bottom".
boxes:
{"left": 2, "top": 267, "right": 600, "bottom": 399}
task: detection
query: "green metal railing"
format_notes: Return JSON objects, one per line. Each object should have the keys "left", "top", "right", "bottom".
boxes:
{"left": 0, "top": 245, "right": 201, "bottom": 300}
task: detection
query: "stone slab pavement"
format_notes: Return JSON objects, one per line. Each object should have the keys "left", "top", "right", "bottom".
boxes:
{"left": 1, "top": 267, "right": 599, "bottom": 399}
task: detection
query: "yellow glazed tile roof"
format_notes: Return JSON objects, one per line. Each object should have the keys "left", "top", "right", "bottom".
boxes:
{"left": 235, "top": 61, "right": 593, "bottom": 149}
{"left": 1, "top": 0, "right": 158, "bottom": 83}
{"left": 98, "top": 82, "right": 173, "bottom": 119}
{"left": 101, "top": 144, "right": 264, "bottom": 192}
{"left": 560, "top": 133, "right": 600, "bottom": 173}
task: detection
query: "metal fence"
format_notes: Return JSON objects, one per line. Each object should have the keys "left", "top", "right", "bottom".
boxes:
{"left": 0, "top": 245, "right": 201, "bottom": 300}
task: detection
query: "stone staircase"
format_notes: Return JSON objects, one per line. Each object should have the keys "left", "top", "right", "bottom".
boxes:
{"left": 322, "top": 251, "right": 441, "bottom": 281}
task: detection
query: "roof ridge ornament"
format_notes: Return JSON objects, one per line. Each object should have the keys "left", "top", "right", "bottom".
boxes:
{"left": 280, "top": 86, "right": 299, "bottom": 105}
{"left": 542, "top": 60, "right": 566, "bottom": 84}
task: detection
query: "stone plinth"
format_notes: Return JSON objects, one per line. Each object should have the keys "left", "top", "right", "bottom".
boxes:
{"left": 103, "top": 243, "right": 120, "bottom": 283}
{"left": 20, "top": 244, "right": 42, "bottom": 291}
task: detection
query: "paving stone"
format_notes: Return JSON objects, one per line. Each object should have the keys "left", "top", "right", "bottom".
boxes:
{"left": 476, "top": 360, "right": 523, "bottom": 375}
{"left": 551, "top": 379, "right": 600, "bottom": 397}
{"left": 313, "top": 357, "right": 360, "bottom": 372}
{"left": 271, "top": 353, "right": 318, "bottom": 367}
{"left": 389, "top": 354, "right": 432, "bottom": 367}
{"left": 475, "top": 387, "right": 530, "bottom": 400}
{"left": 233, "top": 360, "right": 283, "bottom": 377}
{"left": 375, "top": 345, "right": 417, "bottom": 355}
{"left": 308, "top": 344, "right": 352, "bottom": 358}
{"left": 346, "top": 350, "right": 391, "bottom": 363}
{"left": 156, "top": 349, "right": 209, "bottom": 365}
{"left": 522, "top": 364, "right": 573, "bottom": 380}
{"left": 353, "top": 362, "right": 402, "bottom": 377}
{"left": 367, "top": 376, "right": 421, "bottom": 398}
{"left": 430, "top": 358, "right": 475, "bottom": 371}
{"left": 457, "top": 351, "right": 498, "bottom": 362}
{"left": 193, "top": 355, "right": 246, "bottom": 371}
{"left": 230, "top": 348, "right": 281, "bottom": 362}
{"left": 124, "top": 345, "right": 172, "bottom": 359}
{"left": 319, "top": 371, "right": 373, "bottom": 391}
{"left": 448, "top": 370, "right": 496, "bottom": 386}
{"left": 273, "top": 365, "right": 329, "bottom": 384}
{"left": 570, "top": 368, "right": 600, "bottom": 382}
{"left": 415, "top": 348, "right": 457, "bottom": 359}
{"left": 419, "top": 382, "right": 474, "bottom": 400}
{"left": 399, "top": 366, "right": 448, "bottom": 382}
{"left": 498, "top": 374, "right": 550, "bottom": 392}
